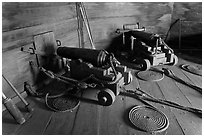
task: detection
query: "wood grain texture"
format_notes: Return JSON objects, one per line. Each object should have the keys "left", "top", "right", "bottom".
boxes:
{"left": 2, "top": 57, "right": 202, "bottom": 134}
{"left": 170, "top": 67, "right": 201, "bottom": 109}
{"left": 2, "top": 2, "right": 75, "bottom": 9}
{"left": 177, "top": 58, "right": 202, "bottom": 92}
{"left": 2, "top": 110, "right": 25, "bottom": 135}
{"left": 82, "top": 16, "right": 172, "bottom": 50}
{"left": 2, "top": 47, "right": 37, "bottom": 98}
{"left": 168, "top": 2, "right": 201, "bottom": 49}
{"left": 2, "top": 97, "right": 47, "bottom": 135}
{"left": 2, "top": 18, "right": 78, "bottom": 50}
{"left": 69, "top": 89, "right": 101, "bottom": 135}
{"left": 81, "top": 2, "right": 173, "bottom": 45}
{"left": 168, "top": 21, "right": 201, "bottom": 43}
{"left": 156, "top": 63, "right": 202, "bottom": 134}
{"left": 171, "top": 2, "right": 202, "bottom": 22}
{"left": 71, "top": 102, "right": 100, "bottom": 134}
{"left": 137, "top": 72, "right": 185, "bottom": 135}
{"left": 2, "top": 91, "right": 27, "bottom": 112}
{"left": 122, "top": 69, "right": 151, "bottom": 135}
{"left": 157, "top": 75, "right": 202, "bottom": 135}
{"left": 84, "top": 2, "right": 173, "bottom": 20}
{"left": 98, "top": 96, "right": 129, "bottom": 135}
{"left": 2, "top": 2, "right": 76, "bottom": 32}
{"left": 2, "top": 2, "right": 79, "bottom": 100}
{"left": 42, "top": 110, "right": 78, "bottom": 135}
{"left": 2, "top": 91, "right": 28, "bottom": 133}
{"left": 2, "top": 3, "right": 202, "bottom": 131}
{"left": 15, "top": 98, "right": 53, "bottom": 135}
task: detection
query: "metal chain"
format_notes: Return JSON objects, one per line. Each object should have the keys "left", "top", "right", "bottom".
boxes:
{"left": 40, "top": 67, "right": 98, "bottom": 89}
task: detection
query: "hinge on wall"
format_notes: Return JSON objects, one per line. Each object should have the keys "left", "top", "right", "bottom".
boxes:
{"left": 20, "top": 40, "right": 61, "bottom": 55}
{"left": 20, "top": 38, "right": 62, "bottom": 68}
{"left": 21, "top": 45, "right": 44, "bottom": 56}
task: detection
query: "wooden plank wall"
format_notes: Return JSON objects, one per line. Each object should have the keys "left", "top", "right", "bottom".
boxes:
{"left": 82, "top": 2, "right": 174, "bottom": 49}
{"left": 2, "top": 2, "right": 201, "bottom": 102}
{"left": 2, "top": 2, "right": 78, "bottom": 99}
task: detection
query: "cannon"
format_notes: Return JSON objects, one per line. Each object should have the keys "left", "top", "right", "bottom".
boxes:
{"left": 57, "top": 47, "right": 133, "bottom": 106}
{"left": 116, "top": 23, "right": 178, "bottom": 70}
{"left": 21, "top": 31, "right": 132, "bottom": 106}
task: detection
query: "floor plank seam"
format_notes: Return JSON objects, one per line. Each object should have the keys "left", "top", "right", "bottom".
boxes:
{"left": 70, "top": 102, "right": 81, "bottom": 135}
{"left": 180, "top": 69, "right": 201, "bottom": 87}
{"left": 171, "top": 78, "right": 193, "bottom": 106}
{"left": 4, "top": 122, "right": 22, "bottom": 135}
{"left": 123, "top": 95, "right": 129, "bottom": 135}
{"left": 156, "top": 82, "right": 185, "bottom": 135}
{"left": 15, "top": 112, "right": 34, "bottom": 135}
{"left": 96, "top": 106, "right": 101, "bottom": 135}
{"left": 155, "top": 82, "right": 166, "bottom": 100}
{"left": 42, "top": 112, "right": 54, "bottom": 135}
{"left": 174, "top": 115, "right": 185, "bottom": 135}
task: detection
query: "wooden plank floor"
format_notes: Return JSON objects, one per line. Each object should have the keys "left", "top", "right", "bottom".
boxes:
{"left": 2, "top": 54, "right": 202, "bottom": 135}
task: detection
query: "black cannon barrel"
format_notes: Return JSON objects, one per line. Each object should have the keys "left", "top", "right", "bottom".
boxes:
{"left": 129, "top": 30, "right": 159, "bottom": 45}
{"left": 57, "top": 47, "right": 109, "bottom": 67}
